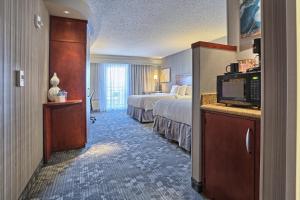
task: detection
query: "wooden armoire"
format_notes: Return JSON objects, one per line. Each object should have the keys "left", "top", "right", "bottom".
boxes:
{"left": 43, "top": 16, "right": 88, "bottom": 162}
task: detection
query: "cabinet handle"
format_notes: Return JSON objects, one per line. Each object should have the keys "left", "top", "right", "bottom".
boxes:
{"left": 246, "top": 128, "right": 251, "bottom": 154}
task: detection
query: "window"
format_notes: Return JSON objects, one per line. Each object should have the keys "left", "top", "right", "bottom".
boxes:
{"left": 99, "top": 63, "right": 129, "bottom": 111}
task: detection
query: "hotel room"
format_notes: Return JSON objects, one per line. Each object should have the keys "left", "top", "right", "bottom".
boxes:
{"left": 0, "top": 0, "right": 299, "bottom": 200}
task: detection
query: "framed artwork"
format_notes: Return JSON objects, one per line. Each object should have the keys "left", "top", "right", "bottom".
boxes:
{"left": 240, "top": 0, "right": 261, "bottom": 38}
{"left": 160, "top": 68, "right": 170, "bottom": 83}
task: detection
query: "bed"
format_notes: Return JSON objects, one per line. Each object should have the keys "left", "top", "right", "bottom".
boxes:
{"left": 152, "top": 75, "right": 192, "bottom": 151}
{"left": 127, "top": 93, "right": 176, "bottom": 122}
{"left": 127, "top": 75, "right": 192, "bottom": 123}
{"left": 153, "top": 98, "right": 192, "bottom": 151}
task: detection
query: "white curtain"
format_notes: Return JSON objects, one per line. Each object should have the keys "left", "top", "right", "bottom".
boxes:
{"left": 90, "top": 63, "right": 158, "bottom": 111}
{"left": 91, "top": 63, "right": 129, "bottom": 111}
{"left": 129, "top": 64, "right": 158, "bottom": 95}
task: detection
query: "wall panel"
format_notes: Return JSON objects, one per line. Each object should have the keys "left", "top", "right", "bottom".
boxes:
{"left": 297, "top": 1, "right": 300, "bottom": 199}
{"left": 161, "top": 49, "right": 192, "bottom": 92}
{"left": 285, "top": 1, "right": 297, "bottom": 199}
{"left": 0, "top": 0, "right": 49, "bottom": 199}
{"left": 0, "top": 1, "right": 4, "bottom": 200}
{"left": 262, "top": 0, "right": 288, "bottom": 199}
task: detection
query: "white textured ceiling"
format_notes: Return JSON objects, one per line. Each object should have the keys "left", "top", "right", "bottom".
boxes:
{"left": 45, "top": 0, "right": 228, "bottom": 58}
{"left": 45, "top": 0, "right": 90, "bottom": 20}
{"left": 87, "top": 0, "right": 228, "bottom": 58}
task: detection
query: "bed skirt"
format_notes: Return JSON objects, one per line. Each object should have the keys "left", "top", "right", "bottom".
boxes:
{"left": 153, "top": 115, "right": 191, "bottom": 151}
{"left": 127, "top": 105, "right": 154, "bottom": 123}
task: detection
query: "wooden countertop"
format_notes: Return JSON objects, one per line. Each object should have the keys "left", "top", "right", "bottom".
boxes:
{"left": 201, "top": 103, "right": 261, "bottom": 119}
{"left": 43, "top": 100, "right": 82, "bottom": 107}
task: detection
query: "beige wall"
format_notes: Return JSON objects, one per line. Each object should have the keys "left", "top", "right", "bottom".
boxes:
{"left": 211, "top": 36, "right": 228, "bottom": 44}
{"left": 297, "top": 1, "right": 300, "bottom": 198}
{"left": 0, "top": 0, "right": 49, "bottom": 199}
{"left": 286, "top": 0, "right": 298, "bottom": 199}
{"left": 161, "top": 49, "right": 192, "bottom": 92}
{"left": 199, "top": 48, "right": 237, "bottom": 93}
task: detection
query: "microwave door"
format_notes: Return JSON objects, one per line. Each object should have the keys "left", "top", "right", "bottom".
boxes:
{"left": 222, "top": 78, "right": 246, "bottom": 101}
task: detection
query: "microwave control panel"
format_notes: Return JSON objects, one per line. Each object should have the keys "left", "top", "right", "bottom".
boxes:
{"left": 249, "top": 76, "right": 260, "bottom": 101}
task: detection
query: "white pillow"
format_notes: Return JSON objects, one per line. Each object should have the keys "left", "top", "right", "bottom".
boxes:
{"left": 185, "top": 86, "right": 192, "bottom": 96}
{"left": 176, "top": 95, "right": 192, "bottom": 99}
{"left": 170, "top": 85, "right": 179, "bottom": 94}
{"left": 177, "top": 85, "right": 187, "bottom": 96}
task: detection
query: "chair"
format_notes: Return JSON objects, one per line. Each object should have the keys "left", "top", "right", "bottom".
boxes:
{"left": 90, "top": 90, "right": 96, "bottom": 124}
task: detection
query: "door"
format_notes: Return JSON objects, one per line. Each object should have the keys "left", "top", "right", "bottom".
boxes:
{"left": 202, "top": 111, "right": 255, "bottom": 200}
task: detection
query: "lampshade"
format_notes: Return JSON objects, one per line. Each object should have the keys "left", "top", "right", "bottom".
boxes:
{"left": 153, "top": 75, "right": 158, "bottom": 80}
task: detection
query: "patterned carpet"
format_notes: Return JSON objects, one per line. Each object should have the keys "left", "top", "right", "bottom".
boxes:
{"left": 28, "top": 111, "right": 203, "bottom": 200}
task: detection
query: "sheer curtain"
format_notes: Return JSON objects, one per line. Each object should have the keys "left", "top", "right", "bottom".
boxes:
{"left": 129, "top": 64, "right": 158, "bottom": 95}
{"left": 91, "top": 63, "right": 129, "bottom": 111}
{"left": 102, "top": 63, "right": 129, "bottom": 110}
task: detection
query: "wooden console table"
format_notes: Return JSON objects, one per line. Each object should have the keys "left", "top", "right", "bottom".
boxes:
{"left": 43, "top": 100, "right": 86, "bottom": 162}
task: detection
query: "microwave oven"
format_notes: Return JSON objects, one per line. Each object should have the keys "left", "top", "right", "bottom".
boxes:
{"left": 217, "top": 71, "right": 261, "bottom": 107}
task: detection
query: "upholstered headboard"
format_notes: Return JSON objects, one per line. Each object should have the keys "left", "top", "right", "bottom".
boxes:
{"left": 175, "top": 74, "right": 192, "bottom": 86}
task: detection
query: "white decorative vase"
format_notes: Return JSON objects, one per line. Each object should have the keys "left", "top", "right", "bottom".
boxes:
{"left": 50, "top": 72, "right": 60, "bottom": 86}
{"left": 48, "top": 72, "right": 61, "bottom": 102}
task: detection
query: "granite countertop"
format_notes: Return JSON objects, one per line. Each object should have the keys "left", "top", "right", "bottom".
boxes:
{"left": 201, "top": 103, "right": 261, "bottom": 119}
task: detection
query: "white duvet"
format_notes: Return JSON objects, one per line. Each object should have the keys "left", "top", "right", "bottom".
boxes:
{"left": 153, "top": 98, "right": 192, "bottom": 125}
{"left": 127, "top": 93, "right": 176, "bottom": 111}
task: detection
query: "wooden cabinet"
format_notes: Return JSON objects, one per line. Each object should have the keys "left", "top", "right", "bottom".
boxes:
{"left": 201, "top": 110, "right": 260, "bottom": 200}
{"left": 43, "top": 100, "right": 84, "bottom": 162}
{"left": 43, "top": 16, "right": 88, "bottom": 162}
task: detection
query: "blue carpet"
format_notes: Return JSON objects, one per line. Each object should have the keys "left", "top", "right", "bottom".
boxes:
{"left": 28, "top": 111, "right": 203, "bottom": 200}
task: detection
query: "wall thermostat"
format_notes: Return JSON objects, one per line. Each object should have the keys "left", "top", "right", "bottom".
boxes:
{"left": 16, "top": 70, "right": 25, "bottom": 87}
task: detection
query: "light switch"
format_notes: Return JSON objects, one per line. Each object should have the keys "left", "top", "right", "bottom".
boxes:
{"left": 16, "top": 70, "right": 24, "bottom": 87}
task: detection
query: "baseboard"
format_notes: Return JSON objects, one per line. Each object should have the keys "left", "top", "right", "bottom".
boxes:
{"left": 191, "top": 177, "right": 203, "bottom": 193}
{"left": 19, "top": 160, "right": 43, "bottom": 200}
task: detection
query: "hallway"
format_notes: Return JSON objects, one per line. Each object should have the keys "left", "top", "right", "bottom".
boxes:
{"left": 28, "top": 111, "right": 202, "bottom": 200}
